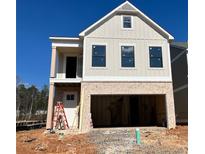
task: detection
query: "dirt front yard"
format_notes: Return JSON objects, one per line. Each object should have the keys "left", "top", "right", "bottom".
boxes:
{"left": 16, "top": 126, "right": 187, "bottom": 154}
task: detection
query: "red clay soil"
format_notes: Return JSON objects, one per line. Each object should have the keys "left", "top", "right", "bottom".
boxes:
{"left": 16, "top": 128, "right": 96, "bottom": 154}
{"left": 16, "top": 126, "right": 187, "bottom": 154}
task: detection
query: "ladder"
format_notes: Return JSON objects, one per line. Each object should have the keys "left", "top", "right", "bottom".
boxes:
{"left": 52, "top": 101, "right": 69, "bottom": 130}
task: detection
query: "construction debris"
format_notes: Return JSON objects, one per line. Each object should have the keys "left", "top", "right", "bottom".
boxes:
{"left": 35, "top": 143, "right": 47, "bottom": 151}
{"left": 23, "top": 137, "right": 37, "bottom": 143}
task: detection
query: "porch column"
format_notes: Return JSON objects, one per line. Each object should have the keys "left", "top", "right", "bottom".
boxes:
{"left": 46, "top": 82, "right": 55, "bottom": 129}
{"left": 80, "top": 83, "right": 92, "bottom": 132}
{"left": 166, "top": 89, "right": 176, "bottom": 129}
{"left": 50, "top": 46, "right": 57, "bottom": 78}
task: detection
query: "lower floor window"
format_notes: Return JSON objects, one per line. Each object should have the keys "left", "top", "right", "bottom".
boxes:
{"left": 66, "top": 94, "right": 75, "bottom": 101}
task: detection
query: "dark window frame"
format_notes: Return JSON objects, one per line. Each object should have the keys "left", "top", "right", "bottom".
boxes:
{"left": 149, "top": 46, "right": 163, "bottom": 68}
{"left": 66, "top": 94, "right": 75, "bottom": 101}
{"left": 123, "top": 16, "right": 132, "bottom": 28}
{"left": 121, "top": 46, "right": 135, "bottom": 67}
{"left": 92, "top": 45, "right": 106, "bottom": 67}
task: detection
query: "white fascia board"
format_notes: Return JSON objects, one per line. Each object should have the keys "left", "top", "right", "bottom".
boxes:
{"left": 49, "top": 37, "right": 80, "bottom": 41}
{"left": 79, "top": 1, "right": 174, "bottom": 40}
{"left": 51, "top": 42, "right": 82, "bottom": 48}
{"left": 50, "top": 78, "right": 82, "bottom": 83}
{"left": 50, "top": 37, "right": 83, "bottom": 47}
{"left": 83, "top": 76, "right": 172, "bottom": 82}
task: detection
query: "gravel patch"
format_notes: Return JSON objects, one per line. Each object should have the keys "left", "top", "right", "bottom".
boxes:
{"left": 88, "top": 127, "right": 187, "bottom": 154}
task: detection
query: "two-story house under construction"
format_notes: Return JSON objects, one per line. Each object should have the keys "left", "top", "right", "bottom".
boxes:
{"left": 46, "top": 1, "right": 176, "bottom": 132}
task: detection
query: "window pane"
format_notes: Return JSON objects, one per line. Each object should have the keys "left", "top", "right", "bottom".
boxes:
{"left": 122, "top": 57, "right": 134, "bottom": 67}
{"left": 66, "top": 94, "right": 75, "bottom": 100}
{"left": 149, "top": 47, "right": 162, "bottom": 57}
{"left": 92, "top": 45, "right": 105, "bottom": 56}
{"left": 150, "top": 58, "right": 163, "bottom": 67}
{"left": 124, "top": 16, "right": 131, "bottom": 21}
{"left": 92, "top": 45, "right": 106, "bottom": 67}
{"left": 122, "top": 46, "right": 134, "bottom": 57}
{"left": 70, "top": 95, "right": 74, "bottom": 100}
{"left": 124, "top": 22, "right": 131, "bottom": 28}
{"left": 123, "top": 16, "right": 131, "bottom": 28}
{"left": 149, "top": 47, "right": 163, "bottom": 67}
{"left": 121, "top": 46, "right": 135, "bottom": 67}
{"left": 66, "top": 95, "right": 70, "bottom": 100}
{"left": 92, "top": 56, "right": 105, "bottom": 67}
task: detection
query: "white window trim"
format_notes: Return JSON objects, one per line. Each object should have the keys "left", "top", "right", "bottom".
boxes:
{"left": 147, "top": 45, "right": 165, "bottom": 70}
{"left": 119, "top": 43, "right": 137, "bottom": 69}
{"left": 91, "top": 43, "right": 108, "bottom": 69}
{"left": 121, "top": 15, "right": 134, "bottom": 30}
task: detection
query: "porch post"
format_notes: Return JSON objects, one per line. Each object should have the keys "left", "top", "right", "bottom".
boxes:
{"left": 46, "top": 82, "right": 55, "bottom": 129}
{"left": 50, "top": 46, "right": 57, "bottom": 78}
{"left": 166, "top": 90, "right": 176, "bottom": 129}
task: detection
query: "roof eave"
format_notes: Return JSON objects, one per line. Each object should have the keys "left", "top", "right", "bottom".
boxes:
{"left": 169, "top": 35, "right": 174, "bottom": 40}
{"left": 79, "top": 1, "right": 174, "bottom": 40}
{"left": 49, "top": 37, "right": 81, "bottom": 41}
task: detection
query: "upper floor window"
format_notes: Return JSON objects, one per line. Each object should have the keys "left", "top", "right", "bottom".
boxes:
{"left": 149, "top": 47, "right": 163, "bottom": 68}
{"left": 92, "top": 45, "right": 106, "bottom": 67}
{"left": 121, "top": 46, "right": 135, "bottom": 67}
{"left": 123, "top": 16, "right": 132, "bottom": 28}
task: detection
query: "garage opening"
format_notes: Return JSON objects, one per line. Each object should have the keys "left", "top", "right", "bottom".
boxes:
{"left": 91, "top": 95, "right": 166, "bottom": 128}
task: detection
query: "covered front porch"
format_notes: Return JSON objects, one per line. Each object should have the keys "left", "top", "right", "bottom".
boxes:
{"left": 46, "top": 37, "right": 83, "bottom": 130}
{"left": 46, "top": 83, "right": 81, "bottom": 130}
{"left": 49, "top": 37, "right": 83, "bottom": 83}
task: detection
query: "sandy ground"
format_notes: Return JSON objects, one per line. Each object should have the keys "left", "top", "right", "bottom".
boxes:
{"left": 16, "top": 126, "right": 187, "bottom": 154}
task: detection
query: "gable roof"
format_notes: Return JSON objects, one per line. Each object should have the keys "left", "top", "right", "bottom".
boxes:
{"left": 79, "top": 1, "right": 174, "bottom": 40}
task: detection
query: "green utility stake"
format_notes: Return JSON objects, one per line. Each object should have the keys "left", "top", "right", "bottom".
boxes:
{"left": 135, "top": 128, "right": 141, "bottom": 145}
{"left": 59, "top": 133, "right": 64, "bottom": 140}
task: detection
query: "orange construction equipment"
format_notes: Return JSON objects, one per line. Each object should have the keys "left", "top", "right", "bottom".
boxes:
{"left": 52, "top": 101, "right": 69, "bottom": 130}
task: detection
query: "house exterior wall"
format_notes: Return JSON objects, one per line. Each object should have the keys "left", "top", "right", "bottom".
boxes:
{"left": 55, "top": 86, "right": 81, "bottom": 128}
{"left": 170, "top": 45, "right": 188, "bottom": 123}
{"left": 84, "top": 38, "right": 170, "bottom": 78}
{"left": 83, "top": 14, "right": 171, "bottom": 80}
{"left": 80, "top": 82, "right": 176, "bottom": 132}
{"left": 174, "top": 88, "right": 188, "bottom": 121}
{"left": 86, "top": 15, "right": 165, "bottom": 40}
{"left": 57, "top": 52, "right": 64, "bottom": 74}
{"left": 47, "top": 2, "right": 176, "bottom": 131}
{"left": 171, "top": 47, "right": 188, "bottom": 89}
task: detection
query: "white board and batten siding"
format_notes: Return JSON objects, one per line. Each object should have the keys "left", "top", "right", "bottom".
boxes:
{"left": 83, "top": 14, "right": 172, "bottom": 82}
